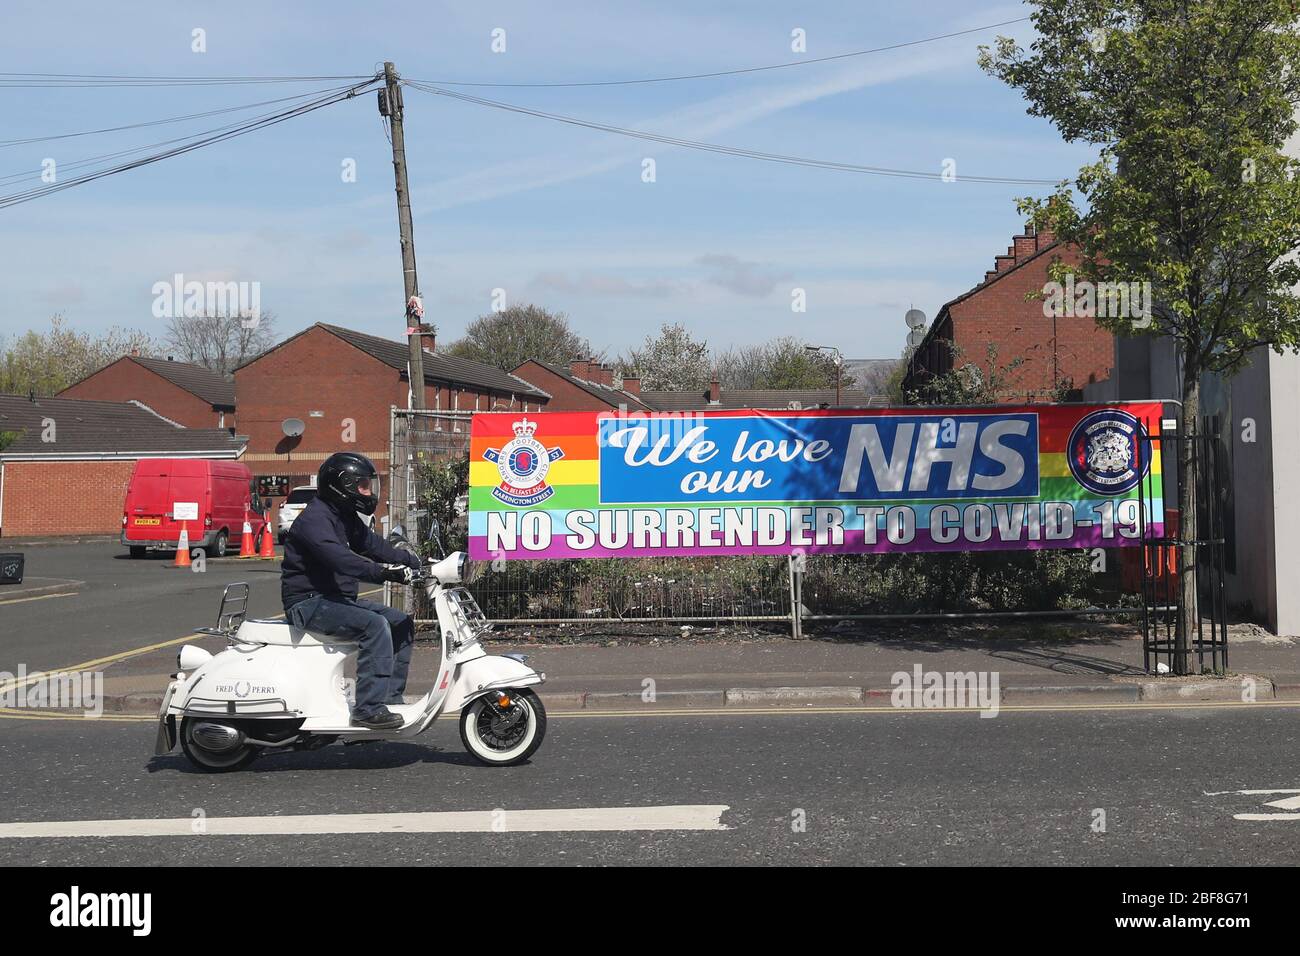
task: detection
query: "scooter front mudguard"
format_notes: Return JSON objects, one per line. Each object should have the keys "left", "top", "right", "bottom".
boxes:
{"left": 443, "top": 655, "right": 544, "bottom": 712}
{"left": 154, "top": 679, "right": 179, "bottom": 755}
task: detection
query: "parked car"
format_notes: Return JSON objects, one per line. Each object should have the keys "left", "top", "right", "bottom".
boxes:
{"left": 277, "top": 484, "right": 375, "bottom": 542}
{"left": 277, "top": 485, "right": 317, "bottom": 543}
{"left": 122, "top": 459, "right": 267, "bottom": 558}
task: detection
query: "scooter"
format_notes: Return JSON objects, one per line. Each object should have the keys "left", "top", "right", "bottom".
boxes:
{"left": 153, "top": 524, "right": 546, "bottom": 772}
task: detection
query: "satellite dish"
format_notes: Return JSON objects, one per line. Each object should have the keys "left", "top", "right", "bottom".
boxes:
{"left": 281, "top": 418, "right": 306, "bottom": 438}
{"left": 907, "top": 328, "right": 926, "bottom": 348}
{"left": 905, "top": 308, "right": 927, "bottom": 329}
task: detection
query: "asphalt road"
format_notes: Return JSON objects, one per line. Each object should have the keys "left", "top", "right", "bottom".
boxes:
{"left": 0, "top": 704, "right": 1296, "bottom": 865}
{"left": 0, "top": 542, "right": 287, "bottom": 673}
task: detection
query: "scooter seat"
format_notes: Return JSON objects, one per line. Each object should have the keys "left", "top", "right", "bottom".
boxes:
{"left": 234, "top": 619, "right": 359, "bottom": 647}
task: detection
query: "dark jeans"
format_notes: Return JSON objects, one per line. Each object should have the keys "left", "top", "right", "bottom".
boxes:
{"left": 287, "top": 595, "right": 415, "bottom": 718}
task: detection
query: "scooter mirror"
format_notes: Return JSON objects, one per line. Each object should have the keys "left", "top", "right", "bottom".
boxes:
{"left": 426, "top": 518, "right": 447, "bottom": 559}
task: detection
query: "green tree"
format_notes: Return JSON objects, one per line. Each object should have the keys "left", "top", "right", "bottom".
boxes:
{"left": 619, "top": 323, "right": 711, "bottom": 391}
{"left": 980, "top": 0, "right": 1300, "bottom": 673}
{"left": 716, "top": 336, "right": 854, "bottom": 390}
{"left": 444, "top": 305, "right": 591, "bottom": 371}
{"left": 0, "top": 314, "right": 157, "bottom": 396}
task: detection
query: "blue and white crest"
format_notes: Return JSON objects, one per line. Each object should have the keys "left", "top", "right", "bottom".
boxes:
{"left": 482, "top": 418, "right": 565, "bottom": 507}
{"left": 1067, "top": 409, "right": 1149, "bottom": 496}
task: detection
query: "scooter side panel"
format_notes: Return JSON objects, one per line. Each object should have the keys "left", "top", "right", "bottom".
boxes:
{"left": 170, "top": 643, "right": 352, "bottom": 722}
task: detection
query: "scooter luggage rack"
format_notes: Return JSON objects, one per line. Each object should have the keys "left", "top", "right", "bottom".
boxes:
{"left": 446, "top": 586, "right": 493, "bottom": 637}
{"left": 192, "top": 582, "right": 251, "bottom": 639}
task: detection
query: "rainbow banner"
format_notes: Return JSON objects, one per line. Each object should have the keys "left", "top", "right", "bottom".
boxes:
{"left": 469, "top": 404, "right": 1165, "bottom": 560}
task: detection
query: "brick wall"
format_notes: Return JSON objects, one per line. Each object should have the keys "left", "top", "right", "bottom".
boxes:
{"left": 513, "top": 360, "right": 617, "bottom": 410}
{"left": 1, "top": 460, "right": 136, "bottom": 536}
{"left": 950, "top": 242, "right": 1113, "bottom": 400}
{"left": 908, "top": 227, "right": 1115, "bottom": 401}
{"left": 59, "top": 358, "right": 227, "bottom": 428}
{"left": 233, "top": 325, "right": 547, "bottom": 523}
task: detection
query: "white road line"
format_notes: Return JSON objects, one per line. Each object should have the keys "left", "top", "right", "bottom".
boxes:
{"left": 1233, "top": 813, "right": 1300, "bottom": 821}
{"left": 0, "top": 805, "right": 731, "bottom": 838}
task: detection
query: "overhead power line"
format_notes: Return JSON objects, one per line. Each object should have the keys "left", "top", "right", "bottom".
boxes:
{"left": 407, "top": 17, "right": 1031, "bottom": 88}
{"left": 0, "top": 72, "right": 375, "bottom": 89}
{"left": 0, "top": 78, "right": 380, "bottom": 210}
{"left": 0, "top": 84, "right": 369, "bottom": 187}
{"left": 0, "top": 83, "right": 370, "bottom": 148}
{"left": 404, "top": 81, "right": 1065, "bottom": 186}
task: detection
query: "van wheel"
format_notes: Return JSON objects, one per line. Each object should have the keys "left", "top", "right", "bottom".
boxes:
{"left": 208, "top": 531, "right": 228, "bottom": 558}
{"left": 129, "top": 546, "right": 145, "bottom": 559}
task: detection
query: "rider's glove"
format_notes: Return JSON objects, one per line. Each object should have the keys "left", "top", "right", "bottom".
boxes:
{"left": 380, "top": 563, "right": 415, "bottom": 585}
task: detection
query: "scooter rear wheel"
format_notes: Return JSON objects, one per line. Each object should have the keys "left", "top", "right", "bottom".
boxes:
{"left": 459, "top": 689, "right": 546, "bottom": 766}
{"left": 179, "top": 717, "right": 261, "bottom": 772}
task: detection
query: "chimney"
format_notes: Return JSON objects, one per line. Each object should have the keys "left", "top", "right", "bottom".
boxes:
{"left": 570, "top": 359, "right": 588, "bottom": 379}
{"left": 597, "top": 362, "right": 614, "bottom": 386}
{"left": 130, "top": 348, "right": 141, "bottom": 357}
{"left": 707, "top": 376, "right": 721, "bottom": 404}
{"left": 621, "top": 375, "right": 641, "bottom": 395}
{"left": 420, "top": 330, "right": 436, "bottom": 352}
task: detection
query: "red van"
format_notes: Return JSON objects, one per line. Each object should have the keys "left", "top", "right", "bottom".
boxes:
{"left": 122, "top": 459, "right": 268, "bottom": 558}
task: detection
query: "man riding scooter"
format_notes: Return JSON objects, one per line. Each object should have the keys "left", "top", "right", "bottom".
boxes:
{"left": 281, "top": 452, "right": 423, "bottom": 730}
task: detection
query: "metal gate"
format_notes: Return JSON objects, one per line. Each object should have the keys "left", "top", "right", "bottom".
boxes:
{"left": 1138, "top": 421, "right": 1228, "bottom": 674}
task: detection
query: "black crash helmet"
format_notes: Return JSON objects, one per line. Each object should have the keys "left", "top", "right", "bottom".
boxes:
{"left": 317, "top": 452, "right": 380, "bottom": 516}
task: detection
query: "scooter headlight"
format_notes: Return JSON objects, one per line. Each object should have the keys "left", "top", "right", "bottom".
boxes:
{"left": 429, "top": 551, "right": 470, "bottom": 585}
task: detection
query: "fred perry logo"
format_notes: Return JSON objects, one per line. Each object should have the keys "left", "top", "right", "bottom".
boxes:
{"left": 1067, "top": 409, "right": 1149, "bottom": 496}
{"left": 483, "top": 418, "right": 565, "bottom": 507}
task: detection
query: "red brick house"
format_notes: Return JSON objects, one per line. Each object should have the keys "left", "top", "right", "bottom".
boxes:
{"left": 512, "top": 358, "right": 655, "bottom": 412}
{"left": 904, "top": 224, "right": 1113, "bottom": 400}
{"left": 233, "top": 323, "right": 550, "bottom": 510}
{"left": 0, "top": 394, "right": 245, "bottom": 537}
{"left": 59, "top": 354, "right": 236, "bottom": 429}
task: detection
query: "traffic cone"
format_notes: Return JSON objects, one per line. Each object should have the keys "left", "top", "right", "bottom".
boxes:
{"left": 174, "top": 522, "right": 191, "bottom": 568}
{"left": 238, "top": 510, "right": 256, "bottom": 558}
{"left": 258, "top": 510, "right": 276, "bottom": 559}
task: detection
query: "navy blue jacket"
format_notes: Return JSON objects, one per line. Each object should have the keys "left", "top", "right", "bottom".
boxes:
{"left": 281, "top": 496, "right": 421, "bottom": 610}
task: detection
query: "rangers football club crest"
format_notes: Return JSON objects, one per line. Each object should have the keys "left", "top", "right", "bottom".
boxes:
{"left": 1067, "top": 409, "right": 1150, "bottom": 496}
{"left": 483, "top": 418, "right": 565, "bottom": 507}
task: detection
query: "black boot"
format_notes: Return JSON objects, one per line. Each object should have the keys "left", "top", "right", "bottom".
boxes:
{"left": 351, "top": 707, "right": 404, "bottom": 730}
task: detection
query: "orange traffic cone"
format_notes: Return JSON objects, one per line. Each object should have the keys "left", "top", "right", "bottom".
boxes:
{"left": 259, "top": 510, "right": 276, "bottom": 559}
{"left": 238, "top": 510, "right": 256, "bottom": 558}
{"left": 174, "top": 522, "right": 191, "bottom": 568}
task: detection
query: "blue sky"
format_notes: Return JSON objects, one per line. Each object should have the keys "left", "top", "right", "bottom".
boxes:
{"left": 0, "top": 0, "right": 1097, "bottom": 362}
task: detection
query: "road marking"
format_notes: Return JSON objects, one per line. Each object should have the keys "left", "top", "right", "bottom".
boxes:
{"left": 1206, "top": 787, "right": 1300, "bottom": 821}
{"left": 6, "top": 698, "right": 1300, "bottom": 724}
{"left": 0, "top": 592, "right": 78, "bottom": 607}
{"left": 0, "top": 586, "right": 383, "bottom": 697}
{"left": 0, "top": 805, "right": 730, "bottom": 838}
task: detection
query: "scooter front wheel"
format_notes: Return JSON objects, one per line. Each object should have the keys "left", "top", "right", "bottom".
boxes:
{"left": 459, "top": 689, "right": 546, "bottom": 766}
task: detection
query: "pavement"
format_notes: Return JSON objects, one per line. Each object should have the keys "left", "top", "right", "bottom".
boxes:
{"left": 85, "top": 625, "right": 1298, "bottom": 714}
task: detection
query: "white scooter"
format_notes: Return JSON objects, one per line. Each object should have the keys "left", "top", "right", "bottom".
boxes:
{"left": 154, "top": 525, "right": 546, "bottom": 772}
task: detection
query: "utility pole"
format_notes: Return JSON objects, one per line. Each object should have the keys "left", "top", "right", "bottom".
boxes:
{"left": 380, "top": 61, "right": 425, "bottom": 408}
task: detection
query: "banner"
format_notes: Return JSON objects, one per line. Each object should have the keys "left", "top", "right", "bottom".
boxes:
{"left": 469, "top": 404, "right": 1165, "bottom": 560}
